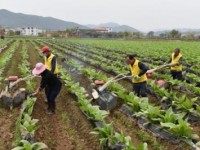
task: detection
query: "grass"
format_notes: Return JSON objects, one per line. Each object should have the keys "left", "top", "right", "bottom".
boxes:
{"left": 60, "top": 113, "right": 68, "bottom": 122}
{"left": 136, "top": 130, "right": 152, "bottom": 142}
{"left": 152, "top": 141, "right": 165, "bottom": 150}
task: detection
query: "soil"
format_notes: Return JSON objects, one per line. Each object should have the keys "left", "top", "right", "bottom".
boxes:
{"left": 0, "top": 108, "right": 20, "bottom": 150}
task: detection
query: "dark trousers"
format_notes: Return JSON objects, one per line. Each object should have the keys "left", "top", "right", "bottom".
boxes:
{"left": 45, "top": 83, "right": 62, "bottom": 112}
{"left": 133, "top": 81, "right": 147, "bottom": 97}
{"left": 171, "top": 71, "right": 183, "bottom": 81}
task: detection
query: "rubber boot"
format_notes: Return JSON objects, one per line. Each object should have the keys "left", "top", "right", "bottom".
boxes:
{"left": 46, "top": 102, "right": 55, "bottom": 115}
{"left": 52, "top": 102, "right": 56, "bottom": 113}
{"left": 45, "top": 102, "right": 50, "bottom": 110}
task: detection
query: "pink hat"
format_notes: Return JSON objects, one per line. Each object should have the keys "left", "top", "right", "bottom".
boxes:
{"left": 32, "top": 63, "right": 46, "bottom": 75}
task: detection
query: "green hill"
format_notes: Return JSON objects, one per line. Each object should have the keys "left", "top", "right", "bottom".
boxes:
{"left": 0, "top": 9, "right": 88, "bottom": 30}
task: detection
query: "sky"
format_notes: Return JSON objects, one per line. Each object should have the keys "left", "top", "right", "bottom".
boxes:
{"left": 1, "top": 0, "right": 200, "bottom": 32}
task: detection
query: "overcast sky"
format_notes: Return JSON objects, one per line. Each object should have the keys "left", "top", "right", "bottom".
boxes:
{"left": 1, "top": 0, "right": 200, "bottom": 31}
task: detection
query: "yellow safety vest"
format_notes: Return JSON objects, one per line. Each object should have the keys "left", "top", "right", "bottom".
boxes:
{"left": 129, "top": 59, "right": 147, "bottom": 83}
{"left": 171, "top": 52, "right": 182, "bottom": 71}
{"left": 44, "top": 53, "right": 59, "bottom": 74}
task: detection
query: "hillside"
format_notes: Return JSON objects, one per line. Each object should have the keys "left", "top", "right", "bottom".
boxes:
{"left": 86, "top": 22, "right": 140, "bottom": 32}
{"left": 0, "top": 9, "right": 88, "bottom": 30}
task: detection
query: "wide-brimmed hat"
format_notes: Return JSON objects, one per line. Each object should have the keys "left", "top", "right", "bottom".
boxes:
{"left": 32, "top": 63, "right": 46, "bottom": 75}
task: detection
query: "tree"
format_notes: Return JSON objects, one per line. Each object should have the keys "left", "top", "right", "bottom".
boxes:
{"left": 1, "top": 35, "right": 4, "bottom": 39}
{"left": 159, "top": 33, "right": 167, "bottom": 38}
{"left": 124, "top": 31, "right": 132, "bottom": 39}
{"left": 51, "top": 32, "right": 60, "bottom": 37}
{"left": 146, "top": 31, "right": 154, "bottom": 38}
{"left": 169, "top": 29, "right": 181, "bottom": 39}
{"left": 132, "top": 32, "right": 144, "bottom": 39}
{"left": 182, "top": 33, "right": 195, "bottom": 40}
{"left": 7, "top": 30, "right": 15, "bottom": 36}
{"left": 15, "top": 31, "right": 21, "bottom": 35}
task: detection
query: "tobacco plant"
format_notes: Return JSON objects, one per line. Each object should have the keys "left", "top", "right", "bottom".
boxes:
{"left": 91, "top": 123, "right": 147, "bottom": 150}
{"left": 20, "top": 114, "right": 38, "bottom": 136}
{"left": 91, "top": 123, "right": 115, "bottom": 146}
{"left": 12, "top": 139, "right": 47, "bottom": 150}
{"left": 160, "top": 107, "right": 186, "bottom": 124}
{"left": 172, "top": 95, "right": 198, "bottom": 114}
{"left": 135, "top": 105, "right": 163, "bottom": 124}
{"left": 161, "top": 119, "right": 199, "bottom": 140}
{"left": 80, "top": 104, "right": 109, "bottom": 121}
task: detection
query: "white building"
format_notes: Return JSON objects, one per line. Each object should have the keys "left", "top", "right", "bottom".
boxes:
{"left": 95, "top": 27, "right": 112, "bottom": 33}
{"left": 20, "top": 27, "right": 45, "bottom": 36}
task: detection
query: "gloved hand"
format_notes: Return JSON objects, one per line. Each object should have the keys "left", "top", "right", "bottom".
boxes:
{"left": 30, "top": 87, "right": 41, "bottom": 97}
{"left": 134, "top": 75, "right": 140, "bottom": 80}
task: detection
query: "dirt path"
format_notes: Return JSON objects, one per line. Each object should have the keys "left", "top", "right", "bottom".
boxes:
{"left": 0, "top": 108, "right": 20, "bottom": 150}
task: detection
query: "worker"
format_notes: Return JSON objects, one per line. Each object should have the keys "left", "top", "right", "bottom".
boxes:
{"left": 32, "top": 63, "right": 62, "bottom": 115}
{"left": 126, "top": 54, "right": 148, "bottom": 97}
{"left": 168, "top": 48, "right": 183, "bottom": 80}
{"left": 41, "top": 46, "right": 59, "bottom": 76}
{"left": 41, "top": 46, "right": 59, "bottom": 103}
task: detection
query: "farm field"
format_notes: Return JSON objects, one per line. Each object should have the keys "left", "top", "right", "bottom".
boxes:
{"left": 0, "top": 38, "right": 200, "bottom": 150}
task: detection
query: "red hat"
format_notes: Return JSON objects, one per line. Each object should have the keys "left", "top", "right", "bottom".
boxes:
{"left": 41, "top": 46, "right": 50, "bottom": 53}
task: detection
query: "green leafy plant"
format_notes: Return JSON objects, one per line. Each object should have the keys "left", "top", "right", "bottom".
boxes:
{"left": 20, "top": 114, "right": 38, "bottom": 136}
{"left": 26, "top": 79, "right": 37, "bottom": 93}
{"left": 167, "top": 78, "right": 180, "bottom": 87}
{"left": 114, "top": 132, "right": 132, "bottom": 147}
{"left": 135, "top": 105, "right": 163, "bottom": 124}
{"left": 125, "top": 92, "right": 149, "bottom": 113}
{"left": 161, "top": 119, "right": 199, "bottom": 140}
{"left": 197, "top": 106, "right": 200, "bottom": 113}
{"left": 18, "top": 64, "right": 30, "bottom": 76}
{"left": 24, "top": 97, "right": 36, "bottom": 115}
{"left": 114, "top": 132, "right": 148, "bottom": 150}
{"left": 160, "top": 107, "right": 186, "bottom": 124}
{"left": 12, "top": 140, "right": 47, "bottom": 150}
{"left": 91, "top": 123, "right": 115, "bottom": 146}
{"left": 80, "top": 104, "right": 109, "bottom": 121}
{"left": 91, "top": 124, "right": 147, "bottom": 150}
{"left": 172, "top": 95, "right": 198, "bottom": 113}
